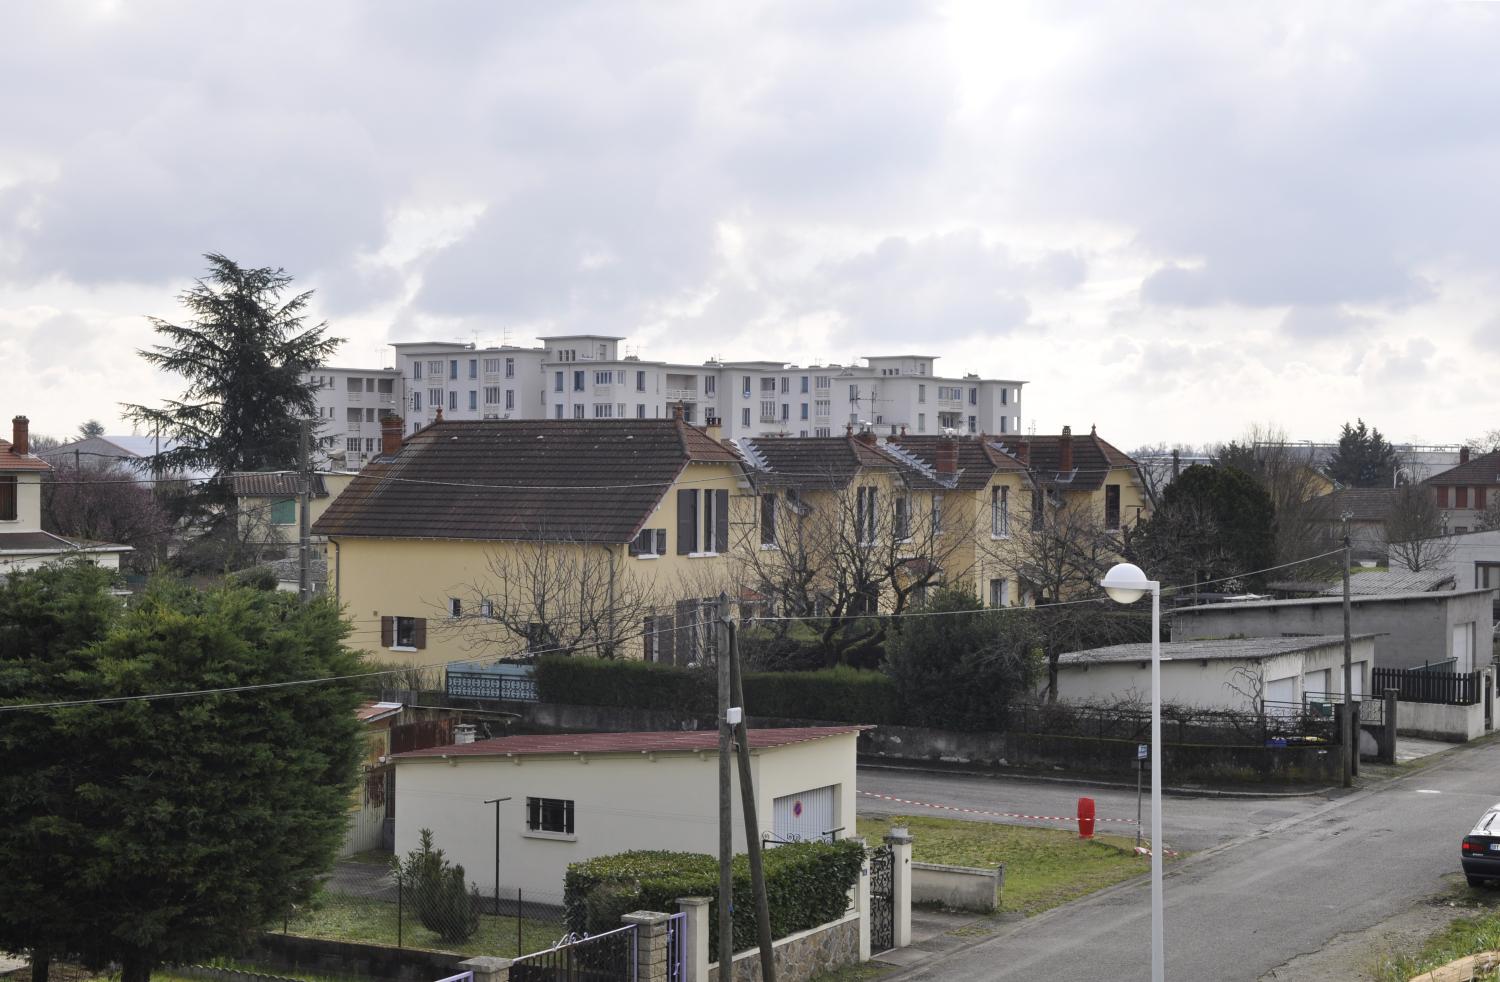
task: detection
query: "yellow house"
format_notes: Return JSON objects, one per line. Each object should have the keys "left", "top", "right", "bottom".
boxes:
{"left": 231, "top": 469, "right": 357, "bottom": 556}
{"left": 312, "top": 415, "right": 745, "bottom": 667}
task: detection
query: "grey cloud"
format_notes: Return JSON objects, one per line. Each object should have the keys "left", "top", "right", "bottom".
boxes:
{"left": 1278, "top": 305, "right": 1372, "bottom": 340}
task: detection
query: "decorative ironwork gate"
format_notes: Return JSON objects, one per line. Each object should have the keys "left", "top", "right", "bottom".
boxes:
{"left": 869, "top": 844, "right": 895, "bottom": 953}
{"left": 666, "top": 911, "right": 687, "bottom": 982}
{"left": 510, "top": 924, "right": 638, "bottom": 982}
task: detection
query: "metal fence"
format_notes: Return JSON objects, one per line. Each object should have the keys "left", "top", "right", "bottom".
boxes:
{"left": 665, "top": 912, "right": 686, "bottom": 982}
{"left": 1016, "top": 700, "right": 1336, "bottom": 747}
{"left": 282, "top": 861, "right": 567, "bottom": 958}
{"left": 446, "top": 670, "right": 540, "bottom": 702}
{"left": 510, "top": 924, "right": 638, "bottom": 982}
{"left": 1372, "top": 667, "right": 1481, "bottom": 705}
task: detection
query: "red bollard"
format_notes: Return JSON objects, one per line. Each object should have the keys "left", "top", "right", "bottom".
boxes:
{"left": 1077, "top": 797, "right": 1095, "bottom": 839}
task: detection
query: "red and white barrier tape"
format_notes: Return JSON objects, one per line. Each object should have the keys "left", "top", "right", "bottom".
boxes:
{"left": 859, "top": 790, "right": 1178, "bottom": 855}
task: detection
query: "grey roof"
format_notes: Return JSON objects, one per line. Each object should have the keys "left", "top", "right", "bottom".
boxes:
{"left": 231, "top": 471, "right": 330, "bottom": 498}
{"left": 1060, "top": 634, "right": 1372, "bottom": 666}
{"left": 1317, "top": 570, "right": 1456, "bottom": 597}
{"left": 1173, "top": 588, "right": 1495, "bottom": 615}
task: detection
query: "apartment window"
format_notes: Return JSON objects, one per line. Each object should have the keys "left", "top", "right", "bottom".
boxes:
{"left": 968, "top": 387, "right": 977, "bottom": 405}
{"left": 1105, "top": 484, "right": 1122, "bottom": 531}
{"left": 780, "top": 377, "right": 789, "bottom": 394}
{"left": 555, "top": 404, "right": 564, "bottom": 419}
{"left": 1000, "top": 387, "right": 1008, "bottom": 405}
{"left": 346, "top": 408, "right": 362, "bottom": 423}
{"left": 742, "top": 407, "right": 751, "bottom": 427}
{"left": 760, "top": 494, "right": 777, "bottom": 547}
{"left": 468, "top": 359, "right": 477, "bottom": 379}
{"left": 742, "top": 376, "right": 752, "bottom": 397}
{"left": 989, "top": 578, "right": 1009, "bottom": 608}
{"left": 593, "top": 403, "right": 614, "bottom": 418}
{"left": 554, "top": 371, "right": 564, "bottom": 393}
{"left": 573, "top": 404, "right": 586, "bottom": 419}
{"left": 526, "top": 797, "right": 575, "bottom": 835}
{"left": 968, "top": 415, "right": 977, "bottom": 433}
{"left": 484, "top": 387, "right": 500, "bottom": 405}
{"left": 630, "top": 528, "right": 668, "bottom": 557}
{"left": 506, "top": 390, "right": 515, "bottom": 411}
{"left": 801, "top": 403, "right": 809, "bottom": 420}
{"left": 468, "top": 390, "right": 477, "bottom": 411}
{"left": 918, "top": 384, "right": 926, "bottom": 404}
{"left": 346, "top": 438, "right": 360, "bottom": 452}
{"left": 270, "top": 499, "right": 295, "bottom": 525}
{"left": 801, "top": 376, "right": 810, "bottom": 393}
{"left": 506, "top": 357, "right": 515, "bottom": 378}
{"left": 365, "top": 438, "right": 375, "bottom": 453}
{"left": 448, "top": 597, "right": 462, "bottom": 618}
{"left": 427, "top": 360, "right": 442, "bottom": 378}
{"left": 676, "top": 488, "right": 729, "bottom": 554}
{"left": 1477, "top": 564, "right": 1500, "bottom": 590}
{"left": 780, "top": 403, "right": 789, "bottom": 421}
{"left": 815, "top": 399, "right": 830, "bottom": 417}
{"left": 596, "top": 370, "right": 613, "bottom": 385}
{"left": 849, "top": 384, "right": 859, "bottom": 402}
{"left": 917, "top": 413, "right": 926, "bottom": 433}
{"left": 412, "top": 362, "right": 422, "bottom": 380}
{"left": 1000, "top": 416, "right": 1008, "bottom": 434}
{"left": 448, "top": 360, "right": 458, "bottom": 380}
{"left": 992, "top": 486, "right": 1009, "bottom": 537}
{"left": 705, "top": 376, "right": 716, "bottom": 395}
{"left": 382, "top": 615, "right": 426, "bottom": 650}
{"left": 637, "top": 404, "right": 647, "bottom": 418}
{"left": 636, "top": 370, "right": 646, "bottom": 391}
{"left": 482, "top": 357, "right": 499, "bottom": 374}
{"left": 816, "top": 376, "right": 830, "bottom": 390}
{"left": 856, "top": 486, "right": 878, "bottom": 544}
{"left": 894, "top": 494, "right": 911, "bottom": 540}
{"left": 815, "top": 427, "right": 831, "bottom": 437}
{"left": 448, "top": 391, "right": 458, "bottom": 411}
{"left": 573, "top": 370, "right": 586, "bottom": 392}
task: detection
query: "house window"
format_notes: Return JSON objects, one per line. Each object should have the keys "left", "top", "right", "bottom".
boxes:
{"left": 1437, "top": 486, "right": 1449, "bottom": 508}
{"left": 992, "top": 486, "right": 1009, "bottom": 537}
{"left": 815, "top": 427, "right": 831, "bottom": 437}
{"left": 849, "top": 384, "right": 859, "bottom": 402}
{"left": 761, "top": 377, "right": 777, "bottom": 394}
{"left": 480, "top": 599, "right": 494, "bottom": 619}
{"left": 268, "top": 498, "right": 295, "bottom": 526}
{"left": 427, "top": 388, "right": 442, "bottom": 408}
{"left": 483, "top": 357, "right": 500, "bottom": 374}
{"left": 1000, "top": 416, "right": 1008, "bottom": 434}
{"left": 427, "top": 360, "right": 442, "bottom": 378}
{"left": 573, "top": 370, "right": 585, "bottom": 392}
{"left": 1457, "top": 487, "right": 1470, "bottom": 509}
{"left": 366, "top": 407, "right": 377, "bottom": 422}
{"left": 677, "top": 488, "right": 729, "bottom": 554}
{"left": 448, "top": 597, "right": 462, "bottom": 618}
{"left": 555, "top": 371, "right": 564, "bottom": 392}
{"left": 630, "top": 528, "right": 667, "bottom": 557}
{"left": 989, "top": 578, "right": 1009, "bottom": 608}
{"left": 781, "top": 403, "right": 789, "bottom": 421}
{"left": 1105, "top": 484, "right": 1121, "bottom": 531}
{"left": 506, "top": 357, "right": 515, "bottom": 378}
{"left": 917, "top": 413, "right": 926, "bottom": 433}
{"left": 526, "top": 797, "right": 575, "bottom": 835}
{"left": 760, "top": 494, "right": 777, "bottom": 546}
{"left": 816, "top": 376, "right": 830, "bottom": 390}
{"left": 383, "top": 616, "right": 426, "bottom": 650}
{"left": 815, "top": 399, "right": 830, "bottom": 417}
{"left": 1477, "top": 564, "right": 1500, "bottom": 590}
{"left": 780, "top": 377, "right": 789, "bottom": 394}
{"left": 365, "top": 438, "right": 375, "bottom": 453}
{"left": 449, "top": 360, "right": 458, "bottom": 380}
{"left": 555, "top": 404, "right": 564, "bottom": 419}
{"left": 894, "top": 494, "right": 911, "bottom": 540}
{"left": 968, "top": 415, "right": 977, "bottom": 433}
{"left": 1031, "top": 489, "right": 1046, "bottom": 530}
{"left": 506, "top": 390, "right": 515, "bottom": 411}
{"left": 856, "top": 486, "right": 878, "bottom": 544}
{"left": 931, "top": 493, "right": 943, "bottom": 535}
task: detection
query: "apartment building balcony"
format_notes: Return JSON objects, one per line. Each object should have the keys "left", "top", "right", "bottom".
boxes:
{"left": 346, "top": 390, "right": 362, "bottom": 403}
{"left": 937, "top": 397, "right": 963, "bottom": 410}
{"left": 664, "top": 387, "right": 699, "bottom": 402}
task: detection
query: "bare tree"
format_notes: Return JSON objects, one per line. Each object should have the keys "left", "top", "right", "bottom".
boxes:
{"left": 1385, "top": 486, "right": 1457, "bottom": 572}
{"left": 42, "top": 464, "right": 172, "bottom": 571}
{"left": 442, "top": 536, "right": 664, "bottom": 661}
{"left": 1214, "top": 424, "right": 1338, "bottom": 574}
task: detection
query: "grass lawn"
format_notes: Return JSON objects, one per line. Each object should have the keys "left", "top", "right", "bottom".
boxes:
{"left": 1372, "top": 887, "right": 1500, "bottom": 981}
{"left": 285, "top": 892, "right": 563, "bottom": 958}
{"left": 857, "top": 815, "right": 1158, "bottom": 916}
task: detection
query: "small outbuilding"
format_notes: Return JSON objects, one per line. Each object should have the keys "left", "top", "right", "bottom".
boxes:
{"left": 390, "top": 726, "right": 863, "bottom": 900}
{"left": 1055, "top": 635, "right": 1376, "bottom": 713}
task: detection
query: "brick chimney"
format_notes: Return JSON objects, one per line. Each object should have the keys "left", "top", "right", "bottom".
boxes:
{"left": 935, "top": 435, "right": 958, "bottom": 476}
{"left": 672, "top": 402, "right": 685, "bottom": 422}
{"left": 1059, "top": 425, "right": 1073, "bottom": 472}
{"left": 380, "top": 414, "right": 403, "bottom": 457}
{"left": 854, "top": 427, "right": 877, "bottom": 446}
{"left": 1014, "top": 439, "right": 1030, "bottom": 466}
{"left": 1461, "top": 446, "right": 1471, "bottom": 465}
{"left": 11, "top": 415, "right": 29, "bottom": 456}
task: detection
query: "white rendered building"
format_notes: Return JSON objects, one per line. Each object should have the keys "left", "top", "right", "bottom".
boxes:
{"left": 306, "top": 366, "right": 405, "bottom": 469}
{"left": 308, "top": 335, "right": 1025, "bottom": 462}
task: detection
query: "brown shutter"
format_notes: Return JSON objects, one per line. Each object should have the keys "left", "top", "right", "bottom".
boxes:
{"left": 655, "top": 529, "right": 667, "bottom": 555}
{"left": 380, "top": 616, "right": 394, "bottom": 648}
{"left": 675, "top": 599, "right": 697, "bottom": 665}
{"left": 628, "top": 531, "right": 642, "bottom": 557}
{"left": 658, "top": 610, "right": 676, "bottom": 665}
{"left": 413, "top": 618, "right": 427, "bottom": 649}
{"left": 677, "top": 489, "right": 697, "bottom": 554}
{"left": 715, "top": 490, "right": 729, "bottom": 552}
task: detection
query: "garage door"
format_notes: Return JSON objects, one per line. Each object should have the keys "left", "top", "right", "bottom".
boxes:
{"left": 1302, "top": 669, "right": 1330, "bottom": 700}
{"left": 773, "top": 785, "right": 836, "bottom": 844}
{"left": 1266, "top": 676, "right": 1297, "bottom": 716}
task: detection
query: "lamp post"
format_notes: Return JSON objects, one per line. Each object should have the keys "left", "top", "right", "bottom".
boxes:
{"left": 1102, "top": 562, "right": 1163, "bottom": 982}
{"left": 483, "top": 796, "right": 511, "bottom": 916}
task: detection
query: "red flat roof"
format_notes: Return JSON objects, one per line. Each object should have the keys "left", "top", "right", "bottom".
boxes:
{"left": 391, "top": 726, "right": 866, "bottom": 760}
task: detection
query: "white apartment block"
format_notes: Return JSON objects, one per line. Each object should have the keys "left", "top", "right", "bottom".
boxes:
{"left": 307, "top": 335, "right": 1024, "bottom": 464}
{"left": 307, "top": 366, "right": 404, "bottom": 469}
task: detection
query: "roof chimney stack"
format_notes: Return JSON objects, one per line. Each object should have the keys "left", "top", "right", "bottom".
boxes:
{"left": 854, "top": 427, "right": 877, "bottom": 446}
{"left": 1461, "top": 446, "right": 1471, "bottom": 465}
{"left": 380, "top": 413, "right": 403, "bottom": 457}
{"left": 453, "top": 724, "right": 476, "bottom": 746}
{"left": 672, "top": 402, "right": 685, "bottom": 422}
{"left": 1015, "top": 438, "right": 1030, "bottom": 466}
{"left": 1059, "top": 425, "right": 1074, "bottom": 472}
{"left": 935, "top": 434, "right": 958, "bottom": 475}
{"left": 11, "top": 416, "right": 28, "bottom": 456}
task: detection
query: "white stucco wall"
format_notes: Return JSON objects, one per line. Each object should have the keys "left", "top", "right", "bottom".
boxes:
{"left": 392, "top": 732, "right": 859, "bottom": 898}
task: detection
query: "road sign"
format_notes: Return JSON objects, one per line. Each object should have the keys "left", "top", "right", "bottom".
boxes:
{"left": 1137, "top": 743, "right": 1149, "bottom": 760}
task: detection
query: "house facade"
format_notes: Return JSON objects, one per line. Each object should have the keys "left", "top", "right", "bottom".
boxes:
{"left": 1425, "top": 447, "right": 1500, "bottom": 533}
{"left": 390, "top": 726, "right": 862, "bottom": 898}
{"left": 0, "top": 416, "right": 131, "bottom": 572}
{"left": 231, "top": 470, "right": 357, "bottom": 558}
{"left": 311, "top": 414, "right": 745, "bottom": 666}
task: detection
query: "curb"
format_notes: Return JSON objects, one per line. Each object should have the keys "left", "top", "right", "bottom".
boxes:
{"left": 856, "top": 757, "right": 1335, "bottom": 799}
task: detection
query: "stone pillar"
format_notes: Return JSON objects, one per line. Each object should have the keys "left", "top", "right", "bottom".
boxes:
{"left": 884, "top": 830, "right": 913, "bottom": 950}
{"left": 1384, "top": 688, "right": 1399, "bottom": 765}
{"left": 458, "top": 956, "right": 512, "bottom": 982}
{"left": 853, "top": 837, "right": 871, "bottom": 961}
{"left": 623, "top": 910, "right": 674, "bottom": 982}
{"left": 677, "top": 897, "right": 711, "bottom": 982}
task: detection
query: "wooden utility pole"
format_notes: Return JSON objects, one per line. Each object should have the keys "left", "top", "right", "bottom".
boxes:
{"left": 716, "top": 593, "right": 734, "bottom": 974}
{"left": 1341, "top": 530, "right": 1354, "bottom": 788}
{"left": 298, "top": 418, "right": 313, "bottom": 602}
{"left": 729, "top": 621, "right": 777, "bottom": 982}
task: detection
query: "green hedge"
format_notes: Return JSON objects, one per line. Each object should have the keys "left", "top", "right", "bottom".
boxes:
{"left": 563, "top": 842, "right": 864, "bottom": 960}
{"left": 534, "top": 656, "right": 900, "bottom": 725}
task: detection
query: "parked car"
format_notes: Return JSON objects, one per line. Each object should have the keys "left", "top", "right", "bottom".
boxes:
{"left": 1460, "top": 804, "right": 1500, "bottom": 886}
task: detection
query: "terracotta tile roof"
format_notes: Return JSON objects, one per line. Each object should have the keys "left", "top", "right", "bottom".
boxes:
{"left": 312, "top": 418, "right": 742, "bottom": 544}
{"left": 231, "top": 471, "right": 329, "bottom": 497}
{"left": 733, "top": 435, "right": 948, "bottom": 491}
{"left": 0, "top": 440, "right": 52, "bottom": 473}
{"left": 890, "top": 435, "right": 1027, "bottom": 491}
{"left": 1003, "top": 429, "right": 1139, "bottom": 492}
{"left": 1426, "top": 449, "right": 1500, "bottom": 487}
{"left": 356, "top": 701, "right": 404, "bottom": 723}
{"left": 0, "top": 531, "right": 130, "bottom": 554}
{"left": 391, "top": 725, "right": 867, "bottom": 759}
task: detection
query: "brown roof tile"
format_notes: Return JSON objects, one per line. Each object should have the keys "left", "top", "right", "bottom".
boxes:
{"left": 1002, "top": 429, "right": 1139, "bottom": 492}
{"left": 0, "top": 440, "right": 52, "bottom": 473}
{"left": 1426, "top": 450, "right": 1500, "bottom": 487}
{"left": 391, "top": 725, "right": 866, "bottom": 759}
{"left": 231, "top": 471, "right": 329, "bottom": 497}
{"left": 312, "top": 418, "right": 741, "bottom": 544}
{"left": 734, "top": 435, "right": 950, "bottom": 491}
{"left": 890, "top": 435, "right": 1028, "bottom": 490}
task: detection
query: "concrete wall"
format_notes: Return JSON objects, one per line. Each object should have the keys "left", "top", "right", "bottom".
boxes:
{"left": 708, "top": 913, "right": 861, "bottom": 982}
{"left": 1171, "top": 590, "right": 1496, "bottom": 672}
{"left": 1055, "top": 639, "right": 1374, "bottom": 712}
{"left": 910, "top": 862, "right": 1001, "bottom": 913}
{"left": 392, "top": 732, "right": 858, "bottom": 897}
{"left": 1391, "top": 528, "right": 1500, "bottom": 595}
{"left": 1, "top": 471, "right": 43, "bottom": 532}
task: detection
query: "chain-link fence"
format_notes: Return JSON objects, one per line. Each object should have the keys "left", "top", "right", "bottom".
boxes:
{"left": 282, "top": 860, "right": 567, "bottom": 958}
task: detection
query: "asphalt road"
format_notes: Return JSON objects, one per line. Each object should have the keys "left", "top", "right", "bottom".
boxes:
{"left": 881, "top": 745, "right": 1500, "bottom": 981}
{"left": 857, "top": 765, "right": 1329, "bottom": 852}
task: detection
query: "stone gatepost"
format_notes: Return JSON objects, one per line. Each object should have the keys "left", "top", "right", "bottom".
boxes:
{"left": 883, "top": 829, "right": 913, "bottom": 950}
{"left": 677, "top": 896, "right": 711, "bottom": 982}
{"left": 458, "top": 955, "right": 512, "bottom": 982}
{"left": 856, "top": 841, "right": 872, "bottom": 961}
{"left": 1384, "top": 687, "right": 1399, "bottom": 764}
{"left": 623, "top": 910, "right": 674, "bottom": 982}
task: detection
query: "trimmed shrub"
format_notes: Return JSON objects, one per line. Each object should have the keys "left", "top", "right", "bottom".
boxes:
{"left": 564, "top": 841, "right": 864, "bottom": 960}
{"left": 533, "top": 654, "right": 711, "bottom": 712}
{"left": 745, "top": 665, "right": 902, "bottom": 724}
{"left": 393, "top": 828, "right": 480, "bottom": 943}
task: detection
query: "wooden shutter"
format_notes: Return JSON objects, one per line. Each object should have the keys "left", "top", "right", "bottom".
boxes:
{"left": 380, "top": 616, "right": 394, "bottom": 648}
{"left": 677, "top": 489, "right": 697, "bottom": 554}
{"left": 413, "top": 618, "right": 427, "bottom": 649}
{"left": 628, "top": 530, "right": 642, "bottom": 557}
{"left": 714, "top": 490, "right": 729, "bottom": 552}
{"left": 675, "top": 598, "right": 698, "bottom": 665}
{"left": 654, "top": 529, "right": 667, "bottom": 554}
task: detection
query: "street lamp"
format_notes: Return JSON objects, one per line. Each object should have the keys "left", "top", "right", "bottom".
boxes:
{"left": 483, "top": 797, "right": 512, "bottom": 917}
{"left": 1101, "top": 562, "right": 1164, "bottom": 982}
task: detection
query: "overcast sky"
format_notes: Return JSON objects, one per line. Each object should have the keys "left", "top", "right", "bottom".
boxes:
{"left": 2, "top": 1, "right": 1495, "bottom": 450}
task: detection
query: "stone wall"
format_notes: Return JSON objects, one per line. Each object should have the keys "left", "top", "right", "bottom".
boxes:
{"left": 707, "top": 913, "right": 861, "bottom": 982}
{"left": 250, "top": 933, "right": 466, "bottom": 981}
